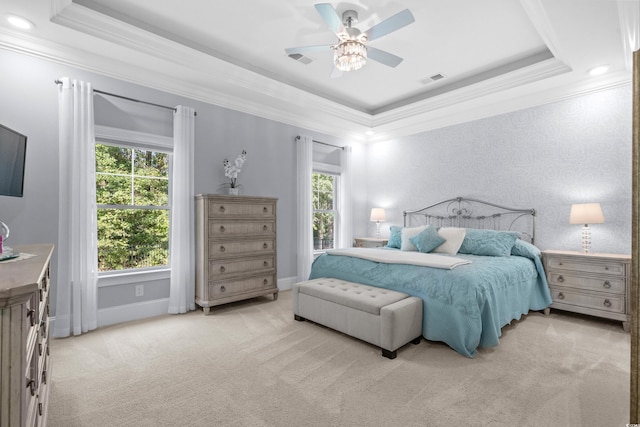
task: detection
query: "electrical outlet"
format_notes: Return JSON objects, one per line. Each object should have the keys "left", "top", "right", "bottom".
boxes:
{"left": 135, "top": 284, "right": 144, "bottom": 297}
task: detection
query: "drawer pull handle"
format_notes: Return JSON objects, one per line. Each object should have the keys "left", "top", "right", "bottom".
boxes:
{"left": 263, "top": 225, "right": 268, "bottom": 231}
{"left": 557, "top": 292, "right": 565, "bottom": 300}
{"left": 263, "top": 279, "right": 269, "bottom": 285}
{"left": 38, "top": 402, "right": 43, "bottom": 417}
{"left": 220, "top": 245, "right": 226, "bottom": 253}
{"left": 603, "top": 281, "right": 611, "bottom": 289}
{"left": 263, "top": 261, "right": 269, "bottom": 267}
{"left": 557, "top": 275, "right": 564, "bottom": 283}
{"left": 26, "top": 309, "right": 35, "bottom": 326}
{"left": 38, "top": 343, "right": 42, "bottom": 356}
{"left": 263, "top": 207, "right": 268, "bottom": 213}
{"left": 42, "top": 370, "right": 47, "bottom": 384}
{"left": 605, "top": 267, "right": 609, "bottom": 270}
{"left": 220, "top": 285, "right": 226, "bottom": 292}
{"left": 26, "top": 379, "right": 35, "bottom": 396}
{"left": 219, "top": 205, "right": 225, "bottom": 212}
{"left": 263, "top": 243, "right": 268, "bottom": 249}
{"left": 39, "top": 289, "right": 43, "bottom": 302}
{"left": 558, "top": 262, "right": 563, "bottom": 266}
{"left": 220, "top": 266, "right": 226, "bottom": 273}
{"left": 220, "top": 226, "right": 225, "bottom": 232}
{"left": 603, "top": 299, "right": 612, "bottom": 307}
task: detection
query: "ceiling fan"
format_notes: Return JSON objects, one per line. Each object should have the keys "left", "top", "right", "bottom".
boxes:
{"left": 285, "top": 3, "right": 415, "bottom": 77}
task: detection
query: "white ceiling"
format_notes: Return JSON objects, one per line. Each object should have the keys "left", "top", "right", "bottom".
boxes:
{"left": 0, "top": 0, "right": 637, "bottom": 141}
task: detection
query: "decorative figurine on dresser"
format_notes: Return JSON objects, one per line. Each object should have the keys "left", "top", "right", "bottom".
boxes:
{"left": 195, "top": 195, "right": 278, "bottom": 314}
{"left": 0, "top": 243, "right": 54, "bottom": 427}
{"left": 542, "top": 250, "right": 631, "bottom": 331}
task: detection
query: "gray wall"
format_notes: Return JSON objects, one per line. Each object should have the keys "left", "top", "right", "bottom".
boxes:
{"left": 0, "top": 47, "right": 353, "bottom": 316}
{"left": 360, "top": 85, "right": 632, "bottom": 254}
{"left": 1, "top": 45, "right": 631, "bottom": 323}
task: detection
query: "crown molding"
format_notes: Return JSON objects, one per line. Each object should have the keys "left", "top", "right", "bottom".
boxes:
{"left": 0, "top": 0, "right": 631, "bottom": 144}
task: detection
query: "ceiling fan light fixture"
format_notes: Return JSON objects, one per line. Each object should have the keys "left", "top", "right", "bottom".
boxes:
{"left": 334, "top": 39, "right": 367, "bottom": 72}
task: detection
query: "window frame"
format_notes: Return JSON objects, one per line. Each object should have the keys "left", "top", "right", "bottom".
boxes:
{"left": 94, "top": 125, "right": 174, "bottom": 278}
{"left": 312, "top": 162, "right": 341, "bottom": 254}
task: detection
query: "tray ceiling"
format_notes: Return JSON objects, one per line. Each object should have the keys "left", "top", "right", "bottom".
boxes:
{"left": 0, "top": 0, "right": 635, "bottom": 141}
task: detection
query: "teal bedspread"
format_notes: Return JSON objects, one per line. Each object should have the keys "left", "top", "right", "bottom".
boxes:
{"left": 309, "top": 250, "right": 552, "bottom": 358}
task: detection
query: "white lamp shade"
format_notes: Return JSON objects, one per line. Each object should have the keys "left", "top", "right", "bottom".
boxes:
{"left": 569, "top": 203, "right": 605, "bottom": 225}
{"left": 370, "top": 208, "right": 386, "bottom": 222}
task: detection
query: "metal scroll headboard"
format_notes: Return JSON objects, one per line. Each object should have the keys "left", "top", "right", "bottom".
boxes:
{"left": 403, "top": 196, "right": 536, "bottom": 243}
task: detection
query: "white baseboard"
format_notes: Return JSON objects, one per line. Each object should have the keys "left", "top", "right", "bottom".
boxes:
{"left": 97, "top": 298, "right": 170, "bottom": 327}
{"left": 51, "top": 278, "right": 298, "bottom": 332}
{"left": 277, "top": 276, "right": 298, "bottom": 291}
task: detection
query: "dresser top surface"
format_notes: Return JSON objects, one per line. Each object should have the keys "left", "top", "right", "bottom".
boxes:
{"left": 0, "top": 244, "right": 54, "bottom": 300}
{"left": 542, "top": 249, "right": 631, "bottom": 261}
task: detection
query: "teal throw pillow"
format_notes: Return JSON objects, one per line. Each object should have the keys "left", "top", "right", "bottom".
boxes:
{"left": 409, "top": 225, "right": 446, "bottom": 253}
{"left": 387, "top": 225, "right": 402, "bottom": 249}
{"left": 458, "top": 229, "right": 519, "bottom": 257}
{"left": 511, "top": 239, "right": 540, "bottom": 259}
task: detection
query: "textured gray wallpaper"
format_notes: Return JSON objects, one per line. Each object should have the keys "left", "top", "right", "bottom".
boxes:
{"left": 364, "top": 85, "right": 632, "bottom": 254}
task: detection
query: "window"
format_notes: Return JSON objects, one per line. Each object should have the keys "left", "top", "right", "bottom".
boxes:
{"left": 312, "top": 171, "right": 337, "bottom": 251}
{"left": 95, "top": 143, "right": 170, "bottom": 272}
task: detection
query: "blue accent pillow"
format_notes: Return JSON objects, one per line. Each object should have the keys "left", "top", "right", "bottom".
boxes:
{"left": 387, "top": 225, "right": 402, "bottom": 249}
{"left": 511, "top": 239, "right": 540, "bottom": 259}
{"left": 409, "top": 225, "right": 446, "bottom": 253}
{"left": 458, "top": 228, "right": 519, "bottom": 257}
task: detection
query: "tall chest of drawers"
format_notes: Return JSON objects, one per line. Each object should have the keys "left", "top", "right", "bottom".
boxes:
{"left": 195, "top": 195, "right": 278, "bottom": 314}
{"left": 542, "top": 250, "right": 631, "bottom": 331}
{"left": 0, "top": 244, "right": 54, "bottom": 427}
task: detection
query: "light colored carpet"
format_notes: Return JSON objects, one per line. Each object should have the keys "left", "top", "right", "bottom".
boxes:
{"left": 48, "top": 290, "right": 630, "bottom": 427}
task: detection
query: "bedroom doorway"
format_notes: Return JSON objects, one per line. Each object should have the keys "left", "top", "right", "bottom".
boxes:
{"left": 631, "top": 48, "right": 640, "bottom": 423}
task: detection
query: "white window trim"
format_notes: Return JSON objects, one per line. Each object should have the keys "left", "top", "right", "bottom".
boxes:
{"left": 312, "top": 165, "right": 340, "bottom": 255}
{"left": 95, "top": 125, "right": 173, "bottom": 278}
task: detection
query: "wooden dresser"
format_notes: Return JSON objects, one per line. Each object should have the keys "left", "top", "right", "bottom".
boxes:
{"left": 354, "top": 237, "right": 388, "bottom": 248}
{"left": 0, "top": 244, "right": 54, "bottom": 427}
{"left": 542, "top": 250, "right": 631, "bottom": 331}
{"left": 195, "top": 195, "right": 278, "bottom": 314}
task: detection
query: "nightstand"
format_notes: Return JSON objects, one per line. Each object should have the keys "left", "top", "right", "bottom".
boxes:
{"left": 354, "top": 237, "right": 388, "bottom": 248}
{"left": 542, "top": 250, "right": 631, "bottom": 331}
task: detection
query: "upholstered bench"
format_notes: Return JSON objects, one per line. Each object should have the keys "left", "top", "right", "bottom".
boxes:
{"left": 292, "top": 278, "right": 423, "bottom": 359}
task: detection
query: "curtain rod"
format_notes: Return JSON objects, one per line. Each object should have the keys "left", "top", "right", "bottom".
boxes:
{"left": 295, "top": 135, "right": 344, "bottom": 150}
{"left": 54, "top": 80, "right": 197, "bottom": 115}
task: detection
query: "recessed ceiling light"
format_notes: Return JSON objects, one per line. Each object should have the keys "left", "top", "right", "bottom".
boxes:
{"left": 6, "top": 15, "right": 34, "bottom": 30}
{"left": 588, "top": 65, "right": 609, "bottom": 76}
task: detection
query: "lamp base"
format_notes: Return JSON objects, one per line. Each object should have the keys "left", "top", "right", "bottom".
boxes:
{"left": 375, "top": 222, "right": 381, "bottom": 239}
{"left": 581, "top": 225, "right": 591, "bottom": 253}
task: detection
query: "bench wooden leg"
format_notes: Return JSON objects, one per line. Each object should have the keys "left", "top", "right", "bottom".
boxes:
{"left": 294, "top": 314, "right": 306, "bottom": 321}
{"left": 381, "top": 348, "right": 397, "bottom": 359}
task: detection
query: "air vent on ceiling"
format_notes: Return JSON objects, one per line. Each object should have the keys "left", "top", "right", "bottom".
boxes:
{"left": 419, "top": 73, "right": 446, "bottom": 85}
{"left": 288, "top": 53, "right": 313, "bottom": 65}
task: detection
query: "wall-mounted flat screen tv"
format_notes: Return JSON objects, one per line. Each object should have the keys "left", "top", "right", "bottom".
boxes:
{"left": 0, "top": 124, "right": 27, "bottom": 197}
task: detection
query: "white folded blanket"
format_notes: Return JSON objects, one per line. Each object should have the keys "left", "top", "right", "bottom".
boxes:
{"left": 326, "top": 248, "right": 471, "bottom": 270}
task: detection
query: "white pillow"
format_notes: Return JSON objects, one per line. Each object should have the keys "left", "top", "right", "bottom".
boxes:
{"left": 400, "top": 226, "right": 428, "bottom": 251}
{"left": 433, "top": 227, "right": 466, "bottom": 255}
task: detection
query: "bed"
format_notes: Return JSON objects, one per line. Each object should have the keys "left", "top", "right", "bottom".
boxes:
{"left": 308, "top": 197, "right": 553, "bottom": 358}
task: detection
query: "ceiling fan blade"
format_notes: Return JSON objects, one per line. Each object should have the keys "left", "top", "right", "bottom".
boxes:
{"left": 285, "top": 45, "right": 332, "bottom": 55}
{"left": 367, "top": 47, "right": 403, "bottom": 68}
{"left": 314, "top": 3, "right": 345, "bottom": 35}
{"left": 330, "top": 67, "right": 343, "bottom": 79}
{"left": 363, "top": 9, "right": 415, "bottom": 41}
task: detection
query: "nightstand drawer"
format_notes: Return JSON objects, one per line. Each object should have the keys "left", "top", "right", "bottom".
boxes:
{"left": 546, "top": 258, "right": 625, "bottom": 276}
{"left": 548, "top": 272, "right": 625, "bottom": 294}
{"left": 550, "top": 288, "right": 625, "bottom": 314}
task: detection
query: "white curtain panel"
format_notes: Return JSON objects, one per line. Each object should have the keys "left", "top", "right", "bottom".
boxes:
{"left": 54, "top": 77, "right": 98, "bottom": 337}
{"left": 296, "top": 136, "right": 313, "bottom": 282}
{"left": 338, "top": 146, "right": 353, "bottom": 248}
{"left": 168, "top": 105, "right": 196, "bottom": 314}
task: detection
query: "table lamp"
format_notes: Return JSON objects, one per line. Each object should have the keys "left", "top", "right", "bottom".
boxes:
{"left": 569, "top": 203, "right": 604, "bottom": 253}
{"left": 370, "top": 208, "right": 386, "bottom": 238}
